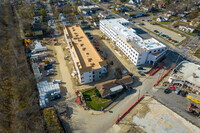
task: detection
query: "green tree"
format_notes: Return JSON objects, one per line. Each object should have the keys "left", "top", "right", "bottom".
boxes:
{"left": 39, "top": 8, "right": 47, "bottom": 17}
{"left": 164, "top": 0, "right": 170, "bottom": 5}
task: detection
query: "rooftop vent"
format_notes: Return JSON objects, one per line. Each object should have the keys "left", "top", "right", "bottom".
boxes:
{"left": 81, "top": 44, "right": 84, "bottom": 46}
{"left": 198, "top": 67, "right": 200, "bottom": 70}
{"left": 82, "top": 47, "right": 86, "bottom": 51}
{"left": 88, "top": 58, "right": 92, "bottom": 62}
{"left": 193, "top": 73, "right": 196, "bottom": 78}
{"left": 90, "top": 63, "right": 95, "bottom": 67}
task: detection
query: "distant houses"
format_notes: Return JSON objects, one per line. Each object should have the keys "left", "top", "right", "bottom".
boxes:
{"left": 179, "top": 23, "right": 195, "bottom": 33}
{"left": 156, "top": 16, "right": 169, "bottom": 22}
{"left": 190, "top": 16, "right": 200, "bottom": 27}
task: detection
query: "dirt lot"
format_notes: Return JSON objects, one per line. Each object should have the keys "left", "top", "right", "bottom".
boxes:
{"left": 108, "top": 96, "right": 200, "bottom": 133}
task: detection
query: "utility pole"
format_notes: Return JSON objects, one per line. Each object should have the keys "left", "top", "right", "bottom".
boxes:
{"left": 138, "top": 88, "right": 140, "bottom": 100}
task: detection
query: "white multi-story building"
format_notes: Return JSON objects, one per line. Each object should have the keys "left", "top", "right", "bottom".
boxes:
{"left": 64, "top": 25, "right": 107, "bottom": 84}
{"left": 100, "top": 18, "right": 167, "bottom": 66}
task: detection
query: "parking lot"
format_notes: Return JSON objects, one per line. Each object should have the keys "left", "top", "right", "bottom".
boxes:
{"left": 142, "top": 22, "right": 186, "bottom": 44}
{"left": 149, "top": 88, "right": 200, "bottom": 127}
{"left": 83, "top": 28, "right": 142, "bottom": 78}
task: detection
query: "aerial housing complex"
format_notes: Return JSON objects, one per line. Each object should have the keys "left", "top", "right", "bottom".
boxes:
{"left": 100, "top": 18, "right": 167, "bottom": 66}
{"left": 64, "top": 25, "right": 107, "bottom": 84}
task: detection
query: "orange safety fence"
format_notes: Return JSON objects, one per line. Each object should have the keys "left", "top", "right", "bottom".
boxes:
{"left": 115, "top": 95, "right": 144, "bottom": 124}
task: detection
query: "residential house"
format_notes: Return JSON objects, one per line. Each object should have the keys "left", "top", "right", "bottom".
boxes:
{"left": 93, "top": 22, "right": 99, "bottom": 27}
{"left": 178, "top": 13, "right": 186, "bottom": 17}
{"left": 95, "top": 75, "right": 134, "bottom": 98}
{"left": 34, "top": 11, "right": 42, "bottom": 21}
{"left": 156, "top": 16, "right": 169, "bottom": 22}
{"left": 98, "top": 12, "right": 110, "bottom": 19}
{"left": 35, "top": 2, "right": 43, "bottom": 10}
{"left": 142, "top": 7, "right": 151, "bottom": 12}
{"left": 179, "top": 23, "right": 195, "bottom": 33}
{"left": 32, "top": 22, "right": 43, "bottom": 36}
{"left": 190, "top": 17, "right": 200, "bottom": 27}
{"left": 158, "top": 3, "right": 165, "bottom": 9}
{"left": 59, "top": 13, "right": 67, "bottom": 21}
{"left": 77, "top": 5, "right": 100, "bottom": 15}
{"left": 58, "top": 1, "right": 65, "bottom": 6}
{"left": 129, "top": 0, "right": 135, "bottom": 4}
{"left": 181, "top": 18, "right": 190, "bottom": 23}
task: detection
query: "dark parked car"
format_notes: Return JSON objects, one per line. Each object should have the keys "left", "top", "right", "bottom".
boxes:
{"left": 44, "top": 64, "right": 53, "bottom": 70}
{"left": 137, "top": 67, "right": 144, "bottom": 70}
{"left": 85, "top": 32, "right": 91, "bottom": 35}
{"left": 50, "top": 94, "right": 61, "bottom": 101}
{"left": 154, "top": 30, "right": 159, "bottom": 33}
{"left": 180, "top": 91, "right": 188, "bottom": 97}
{"left": 164, "top": 88, "right": 171, "bottom": 94}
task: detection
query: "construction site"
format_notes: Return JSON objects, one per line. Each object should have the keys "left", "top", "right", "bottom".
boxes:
{"left": 108, "top": 96, "right": 200, "bottom": 133}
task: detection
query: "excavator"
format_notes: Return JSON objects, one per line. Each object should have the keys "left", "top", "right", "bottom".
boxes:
{"left": 24, "top": 39, "right": 33, "bottom": 48}
{"left": 188, "top": 103, "right": 200, "bottom": 117}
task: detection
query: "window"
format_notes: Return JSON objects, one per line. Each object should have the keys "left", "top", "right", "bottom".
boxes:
{"left": 158, "top": 49, "right": 160, "bottom": 52}
{"left": 99, "top": 72, "right": 101, "bottom": 74}
{"left": 154, "top": 50, "right": 156, "bottom": 52}
{"left": 149, "top": 51, "right": 151, "bottom": 53}
{"left": 93, "top": 71, "right": 95, "bottom": 74}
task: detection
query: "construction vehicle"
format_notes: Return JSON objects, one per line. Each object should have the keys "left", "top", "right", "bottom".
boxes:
{"left": 24, "top": 39, "right": 33, "bottom": 47}
{"left": 188, "top": 103, "right": 200, "bottom": 117}
{"left": 186, "top": 93, "right": 200, "bottom": 104}
{"left": 100, "top": 35, "right": 103, "bottom": 39}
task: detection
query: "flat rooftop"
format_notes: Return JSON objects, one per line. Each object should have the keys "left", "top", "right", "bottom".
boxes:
{"left": 100, "top": 18, "right": 166, "bottom": 52}
{"left": 173, "top": 61, "right": 200, "bottom": 87}
{"left": 78, "top": 5, "right": 99, "bottom": 10}
{"left": 64, "top": 25, "right": 106, "bottom": 73}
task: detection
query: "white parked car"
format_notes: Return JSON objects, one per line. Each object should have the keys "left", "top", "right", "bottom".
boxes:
{"left": 53, "top": 80, "right": 62, "bottom": 84}
{"left": 47, "top": 69, "right": 54, "bottom": 73}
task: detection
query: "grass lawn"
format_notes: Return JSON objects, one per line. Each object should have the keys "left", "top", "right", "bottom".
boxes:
{"left": 185, "top": 31, "right": 199, "bottom": 37}
{"left": 194, "top": 48, "right": 200, "bottom": 59}
{"left": 159, "top": 21, "right": 173, "bottom": 25}
{"left": 82, "top": 89, "right": 111, "bottom": 110}
{"left": 43, "top": 107, "right": 64, "bottom": 133}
